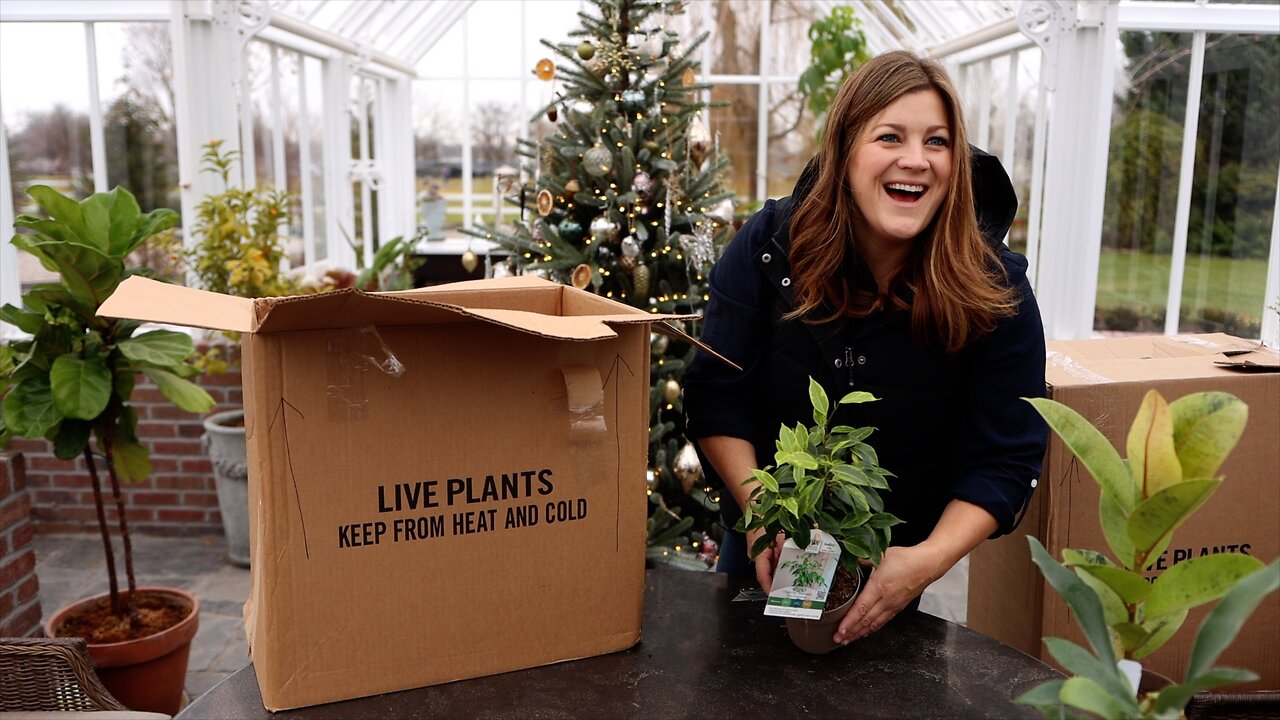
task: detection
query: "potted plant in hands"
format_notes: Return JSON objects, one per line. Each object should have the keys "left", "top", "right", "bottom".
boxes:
{"left": 736, "top": 377, "right": 902, "bottom": 654}
{"left": 0, "top": 185, "right": 216, "bottom": 714}
{"left": 1016, "top": 389, "right": 1280, "bottom": 719}
{"left": 185, "top": 139, "right": 301, "bottom": 567}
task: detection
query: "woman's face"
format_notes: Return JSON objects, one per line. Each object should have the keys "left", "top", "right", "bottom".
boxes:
{"left": 847, "top": 89, "right": 953, "bottom": 252}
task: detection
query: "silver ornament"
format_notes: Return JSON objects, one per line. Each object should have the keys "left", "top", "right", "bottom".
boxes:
{"left": 706, "top": 198, "right": 734, "bottom": 224}
{"left": 590, "top": 214, "right": 619, "bottom": 243}
{"left": 571, "top": 98, "right": 594, "bottom": 115}
{"left": 650, "top": 332, "right": 670, "bottom": 355}
{"left": 679, "top": 230, "right": 716, "bottom": 269}
{"left": 583, "top": 145, "right": 613, "bottom": 177}
{"left": 673, "top": 441, "right": 703, "bottom": 494}
{"left": 621, "top": 236, "right": 641, "bottom": 257}
{"left": 632, "top": 171, "right": 653, "bottom": 196}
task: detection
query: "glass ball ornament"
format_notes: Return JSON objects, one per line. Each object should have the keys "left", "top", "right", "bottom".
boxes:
{"left": 662, "top": 378, "right": 681, "bottom": 404}
{"left": 559, "top": 219, "right": 583, "bottom": 242}
{"left": 583, "top": 146, "right": 613, "bottom": 177}
{"left": 534, "top": 58, "right": 555, "bottom": 81}
{"left": 589, "top": 214, "right": 619, "bottom": 243}
{"left": 673, "top": 442, "right": 703, "bottom": 494}
{"left": 577, "top": 41, "right": 595, "bottom": 60}
{"left": 632, "top": 171, "right": 653, "bottom": 196}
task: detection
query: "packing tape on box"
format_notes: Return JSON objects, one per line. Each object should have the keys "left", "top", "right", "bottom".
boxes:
{"left": 326, "top": 326, "right": 405, "bottom": 421}
{"left": 560, "top": 365, "right": 608, "bottom": 438}
{"left": 1046, "top": 350, "right": 1112, "bottom": 385}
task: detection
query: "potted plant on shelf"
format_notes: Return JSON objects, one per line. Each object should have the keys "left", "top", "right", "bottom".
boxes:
{"left": 1017, "top": 389, "right": 1280, "bottom": 719}
{"left": 736, "top": 377, "right": 901, "bottom": 654}
{"left": 185, "top": 139, "right": 302, "bottom": 567}
{"left": 0, "top": 184, "right": 216, "bottom": 714}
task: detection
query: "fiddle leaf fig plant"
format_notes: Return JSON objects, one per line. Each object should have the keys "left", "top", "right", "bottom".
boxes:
{"left": 736, "top": 377, "right": 901, "bottom": 573}
{"left": 1, "top": 185, "right": 216, "bottom": 630}
{"left": 1015, "top": 389, "right": 1278, "bottom": 719}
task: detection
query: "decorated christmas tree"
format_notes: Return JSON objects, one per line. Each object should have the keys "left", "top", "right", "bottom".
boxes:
{"left": 465, "top": 0, "right": 735, "bottom": 569}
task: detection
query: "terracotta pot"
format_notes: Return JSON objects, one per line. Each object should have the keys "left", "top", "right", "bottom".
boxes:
{"left": 44, "top": 586, "right": 200, "bottom": 715}
{"left": 785, "top": 566, "right": 862, "bottom": 654}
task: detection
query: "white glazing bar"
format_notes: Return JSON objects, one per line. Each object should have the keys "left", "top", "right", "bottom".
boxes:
{"left": 358, "top": 79, "right": 374, "bottom": 265}
{"left": 461, "top": 13, "right": 472, "bottom": 229}
{"left": 976, "top": 58, "right": 992, "bottom": 150}
{"left": 338, "top": 0, "right": 385, "bottom": 39}
{"left": 1025, "top": 56, "right": 1050, "bottom": 289}
{"left": 271, "top": 47, "right": 287, "bottom": 193}
{"left": 298, "top": 52, "right": 316, "bottom": 271}
{"left": 1262, "top": 160, "right": 1280, "bottom": 347}
{"left": 0, "top": 0, "right": 167, "bottom": 22}
{"left": 1163, "top": 31, "right": 1207, "bottom": 336}
{"left": 869, "top": 0, "right": 918, "bottom": 51}
{"left": 239, "top": 44, "right": 256, "bottom": 188}
{"left": 1001, "top": 52, "right": 1018, "bottom": 173}
{"left": 852, "top": 1, "right": 898, "bottom": 54}
{"left": 330, "top": 1, "right": 366, "bottom": 35}
{"left": 755, "top": 0, "right": 769, "bottom": 203}
{"left": 404, "top": 1, "right": 474, "bottom": 67}
{"left": 85, "top": 23, "right": 108, "bottom": 193}
{"left": 519, "top": 1, "right": 530, "bottom": 184}
{"left": 0, "top": 104, "right": 19, "bottom": 333}
{"left": 374, "top": 75, "right": 394, "bottom": 249}
{"left": 898, "top": 0, "right": 943, "bottom": 45}
{"left": 382, "top": 0, "right": 431, "bottom": 53}
{"left": 1118, "top": 2, "right": 1280, "bottom": 34}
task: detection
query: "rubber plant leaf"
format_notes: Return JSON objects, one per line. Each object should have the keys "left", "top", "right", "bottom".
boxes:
{"left": 1131, "top": 609, "right": 1187, "bottom": 660}
{"left": 1058, "top": 676, "right": 1135, "bottom": 719}
{"left": 1075, "top": 569, "right": 1130, "bottom": 633}
{"left": 1074, "top": 564, "right": 1152, "bottom": 604}
{"left": 1044, "top": 637, "right": 1138, "bottom": 710}
{"left": 1126, "top": 389, "right": 1182, "bottom": 497}
{"left": 1028, "top": 536, "right": 1116, "bottom": 666}
{"left": 1126, "top": 479, "right": 1221, "bottom": 560}
{"left": 49, "top": 355, "right": 112, "bottom": 421}
{"left": 1185, "top": 560, "right": 1280, "bottom": 679}
{"left": 1026, "top": 397, "right": 1135, "bottom": 512}
{"left": 1099, "top": 492, "right": 1136, "bottom": 570}
{"left": 1013, "top": 679, "right": 1068, "bottom": 718}
{"left": 1168, "top": 392, "right": 1247, "bottom": 480}
{"left": 1146, "top": 553, "right": 1266, "bottom": 619}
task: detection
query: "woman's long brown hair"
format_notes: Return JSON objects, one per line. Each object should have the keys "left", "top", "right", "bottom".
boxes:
{"left": 787, "top": 51, "right": 1016, "bottom": 353}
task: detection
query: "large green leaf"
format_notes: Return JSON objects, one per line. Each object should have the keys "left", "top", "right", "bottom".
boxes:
{"left": 124, "top": 207, "right": 179, "bottom": 258}
{"left": 27, "top": 185, "right": 90, "bottom": 245}
{"left": 1076, "top": 564, "right": 1151, "bottom": 604}
{"left": 78, "top": 192, "right": 112, "bottom": 251}
{"left": 118, "top": 330, "right": 195, "bottom": 368}
{"left": 1076, "top": 570, "right": 1128, "bottom": 638}
{"left": 832, "top": 463, "right": 889, "bottom": 489}
{"left": 141, "top": 367, "right": 216, "bottom": 414}
{"left": 1126, "top": 389, "right": 1182, "bottom": 498}
{"left": 1146, "top": 553, "right": 1266, "bottom": 618}
{"left": 1126, "top": 479, "right": 1220, "bottom": 557}
{"left": 808, "top": 376, "right": 828, "bottom": 427}
{"left": 12, "top": 215, "right": 81, "bottom": 247}
{"left": 838, "top": 390, "right": 877, "bottom": 405}
{"left": 49, "top": 355, "right": 113, "bottom": 420}
{"left": 1100, "top": 492, "right": 1136, "bottom": 569}
{"left": 1186, "top": 560, "right": 1279, "bottom": 679}
{"left": 1059, "top": 676, "right": 1135, "bottom": 719}
{"left": 1168, "top": 392, "right": 1247, "bottom": 480}
{"left": 1027, "top": 398, "right": 1136, "bottom": 512}
{"left": 1028, "top": 536, "right": 1116, "bottom": 666}
{"left": 1, "top": 377, "right": 60, "bottom": 437}
{"left": 1044, "top": 637, "right": 1138, "bottom": 709}
{"left": 1132, "top": 609, "right": 1187, "bottom": 660}
{"left": 0, "top": 304, "right": 45, "bottom": 334}
{"left": 11, "top": 236, "right": 120, "bottom": 309}
{"left": 52, "top": 420, "right": 91, "bottom": 460}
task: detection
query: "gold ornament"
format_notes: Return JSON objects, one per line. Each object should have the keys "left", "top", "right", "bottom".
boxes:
{"left": 571, "top": 263, "right": 593, "bottom": 290}
{"left": 565, "top": 179, "right": 580, "bottom": 194}
{"left": 461, "top": 250, "right": 479, "bottom": 273}
{"left": 535, "top": 58, "right": 555, "bottom": 81}
{"left": 662, "top": 378, "right": 681, "bottom": 404}
{"left": 536, "top": 189, "right": 554, "bottom": 216}
{"left": 632, "top": 263, "right": 650, "bottom": 297}
{"left": 577, "top": 41, "right": 596, "bottom": 61}
{"left": 682, "top": 67, "right": 696, "bottom": 87}
{"left": 688, "top": 115, "right": 711, "bottom": 167}
{"left": 673, "top": 442, "right": 703, "bottom": 494}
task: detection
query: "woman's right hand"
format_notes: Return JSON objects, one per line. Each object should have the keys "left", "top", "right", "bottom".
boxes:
{"left": 746, "top": 527, "right": 783, "bottom": 592}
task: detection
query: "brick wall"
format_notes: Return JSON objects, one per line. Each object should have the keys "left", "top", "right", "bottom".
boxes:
{"left": 7, "top": 369, "right": 242, "bottom": 537}
{"left": 1, "top": 452, "right": 41, "bottom": 636}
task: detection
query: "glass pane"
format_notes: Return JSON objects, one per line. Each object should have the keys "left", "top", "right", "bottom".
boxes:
{"left": 1179, "top": 33, "right": 1278, "bottom": 337}
{"left": 470, "top": 80, "right": 525, "bottom": 227}
{"left": 686, "top": 0, "right": 763, "bottom": 77}
{"left": 303, "top": 55, "right": 326, "bottom": 262}
{"left": 1095, "top": 31, "right": 1193, "bottom": 334}
{"left": 467, "top": 0, "right": 522, "bottom": 78}
{"left": 765, "top": 1, "right": 822, "bottom": 78}
{"left": 522, "top": 0, "right": 588, "bottom": 74}
{"left": 247, "top": 40, "right": 275, "bottom": 187}
{"left": 1007, "top": 49, "right": 1042, "bottom": 254}
{"left": 708, "top": 83, "right": 756, "bottom": 203}
{"left": 415, "top": 79, "right": 466, "bottom": 233}
{"left": 765, "top": 81, "right": 817, "bottom": 202}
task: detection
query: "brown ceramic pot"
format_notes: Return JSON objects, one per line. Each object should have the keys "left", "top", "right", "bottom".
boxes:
{"left": 785, "top": 566, "right": 862, "bottom": 654}
{"left": 44, "top": 586, "right": 200, "bottom": 715}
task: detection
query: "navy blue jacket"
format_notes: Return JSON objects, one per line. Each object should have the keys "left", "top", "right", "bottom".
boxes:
{"left": 684, "top": 150, "right": 1048, "bottom": 547}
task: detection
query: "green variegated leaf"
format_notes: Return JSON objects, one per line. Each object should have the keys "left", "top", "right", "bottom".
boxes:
{"left": 1027, "top": 536, "right": 1116, "bottom": 666}
{"left": 779, "top": 497, "right": 800, "bottom": 518}
{"left": 838, "top": 390, "right": 877, "bottom": 405}
{"left": 117, "top": 330, "right": 195, "bottom": 367}
{"left": 750, "top": 468, "right": 779, "bottom": 493}
{"left": 1062, "top": 548, "right": 1115, "bottom": 567}
{"left": 1075, "top": 564, "right": 1151, "bottom": 604}
{"left": 1100, "top": 492, "right": 1136, "bottom": 569}
{"left": 1059, "top": 676, "right": 1137, "bottom": 719}
{"left": 1075, "top": 569, "right": 1129, "bottom": 631}
{"left": 1168, "top": 392, "right": 1247, "bottom": 480}
{"left": 1126, "top": 479, "right": 1221, "bottom": 557}
{"left": 1186, "top": 560, "right": 1279, "bottom": 679}
{"left": 1027, "top": 397, "right": 1136, "bottom": 512}
{"left": 49, "top": 355, "right": 112, "bottom": 420}
{"left": 1044, "top": 637, "right": 1138, "bottom": 706}
{"left": 1132, "top": 609, "right": 1187, "bottom": 660}
{"left": 808, "top": 377, "right": 828, "bottom": 428}
{"left": 1126, "top": 389, "right": 1182, "bottom": 497}
{"left": 1146, "top": 553, "right": 1266, "bottom": 619}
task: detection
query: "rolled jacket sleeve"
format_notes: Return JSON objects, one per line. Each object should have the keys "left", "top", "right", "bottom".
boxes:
{"left": 946, "top": 249, "right": 1050, "bottom": 537}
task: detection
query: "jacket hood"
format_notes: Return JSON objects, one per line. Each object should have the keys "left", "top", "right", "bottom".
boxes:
{"left": 789, "top": 144, "right": 1018, "bottom": 248}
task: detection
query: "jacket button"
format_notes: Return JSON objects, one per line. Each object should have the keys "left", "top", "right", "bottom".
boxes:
{"left": 761, "top": 252, "right": 772, "bottom": 263}
{"left": 857, "top": 355, "right": 866, "bottom": 365}
{"left": 1031, "top": 478, "right": 1039, "bottom": 489}
{"left": 835, "top": 358, "right": 843, "bottom": 368}
{"left": 781, "top": 277, "right": 791, "bottom": 287}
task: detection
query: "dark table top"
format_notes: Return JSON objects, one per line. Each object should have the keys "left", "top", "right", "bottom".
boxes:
{"left": 178, "top": 568, "right": 1060, "bottom": 719}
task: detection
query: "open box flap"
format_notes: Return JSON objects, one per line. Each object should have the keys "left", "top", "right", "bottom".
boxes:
{"left": 98, "top": 276, "right": 256, "bottom": 332}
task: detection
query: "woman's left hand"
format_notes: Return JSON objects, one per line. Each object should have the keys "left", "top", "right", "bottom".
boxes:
{"left": 834, "top": 543, "right": 946, "bottom": 644}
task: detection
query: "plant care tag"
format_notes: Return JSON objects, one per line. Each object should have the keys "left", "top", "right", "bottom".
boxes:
{"left": 764, "top": 530, "right": 841, "bottom": 619}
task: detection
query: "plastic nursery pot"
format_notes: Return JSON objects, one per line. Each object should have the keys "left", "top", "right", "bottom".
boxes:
{"left": 44, "top": 586, "right": 200, "bottom": 715}
{"left": 785, "top": 565, "right": 863, "bottom": 655}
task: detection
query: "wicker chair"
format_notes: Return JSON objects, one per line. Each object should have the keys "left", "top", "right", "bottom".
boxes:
{"left": 0, "top": 637, "right": 127, "bottom": 712}
{"left": 1187, "top": 691, "right": 1280, "bottom": 720}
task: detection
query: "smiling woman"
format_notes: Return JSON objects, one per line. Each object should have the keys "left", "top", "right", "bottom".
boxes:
{"left": 684, "top": 50, "right": 1048, "bottom": 651}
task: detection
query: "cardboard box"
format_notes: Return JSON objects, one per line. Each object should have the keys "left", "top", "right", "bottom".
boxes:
{"left": 102, "top": 275, "right": 715, "bottom": 709}
{"left": 968, "top": 333, "right": 1280, "bottom": 690}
